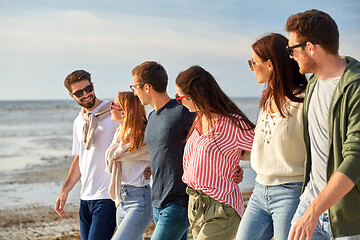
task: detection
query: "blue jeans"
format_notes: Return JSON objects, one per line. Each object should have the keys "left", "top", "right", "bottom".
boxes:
{"left": 112, "top": 185, "right": 153, "bottom": 240}
{"left": 290, "top": 201, "right": 360, "bottom": 240}
{"left": 151, "top": 204, "right": 190, "bottom": 240}
{"left": 79, "top": 199, "right": 116, "bottom": 240}
{"left": 236, "top": 182, "right": 302, "bottom": 240}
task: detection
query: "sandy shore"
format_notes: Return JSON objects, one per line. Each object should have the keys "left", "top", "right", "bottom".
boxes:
{"left": 0, "top": 157, "right": 80, "bottom": 239}
{"left": 0, "top": 157, "right": 251, "bottom": 240}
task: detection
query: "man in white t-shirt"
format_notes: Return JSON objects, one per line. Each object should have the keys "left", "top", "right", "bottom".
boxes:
{"left": 286, "top": 10, "right": 360, "bottom": 240}
{"left": 55, "top": 70, "right": 117, "bottom": 239}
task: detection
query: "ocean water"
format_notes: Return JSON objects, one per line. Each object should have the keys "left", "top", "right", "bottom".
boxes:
{"left": 0, "top": 100, "right": 78, "bottom": 171}
{"left": 0, "top": 98, "right": 260, "bottom": 209}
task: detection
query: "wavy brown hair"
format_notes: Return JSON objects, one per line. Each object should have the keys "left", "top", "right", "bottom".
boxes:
{"left": 176, "top": 65, "right": 255, "bottom": 138}
{"left": 115, "top": 91, "right": 147, "bottom": 151}
{"left": 252, "top": 33, "right": 307, "bottom": 117}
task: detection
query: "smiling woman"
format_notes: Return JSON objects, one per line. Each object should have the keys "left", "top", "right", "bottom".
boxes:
{"left": 236, "top": 33, "right": 307, "bottom": 240}
{"left": 105, "top": 91, "right": 152, "bottom": 240}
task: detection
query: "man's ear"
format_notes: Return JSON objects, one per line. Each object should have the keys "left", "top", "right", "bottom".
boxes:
{"left": 144, "top": 83, "right": 151, "bottom": 93}
{"left": 307, "top": 42, "right": 316, "bottom": 56}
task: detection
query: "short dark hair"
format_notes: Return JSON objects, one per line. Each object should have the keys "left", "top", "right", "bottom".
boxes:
{"left": 64, "top": 70, "right": 91, "bottom": 92}
{"left": 285, "top": 9, "right": 339, "bottom": 55}
{"left": 131, "top": 61, "right": 168, "bottom": 92}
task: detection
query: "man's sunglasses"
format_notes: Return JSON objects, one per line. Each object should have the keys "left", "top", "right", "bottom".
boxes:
{"left": 286, "top": 41, "right": 319, "bottom": 56}
{"left": 71, "top": 84, "right": 94, "bottom": 98}
{"left": 110, "top": 101, "right": 123, "bottom": 111}
{"left": 129, "top": 83, "right": 146, "bottom": 92}
{"left": 175, "top": 93, "right": 189, "bottom": 104}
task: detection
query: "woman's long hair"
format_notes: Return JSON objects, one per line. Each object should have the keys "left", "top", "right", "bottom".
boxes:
{"left": 176, "top": 65, "right": 255, "bottom": 138}
{"left": 115, "top": 91, "right": 147, "bottom": 151}
{"left": 252, "top": 33, "right": 307, "bottom": 117}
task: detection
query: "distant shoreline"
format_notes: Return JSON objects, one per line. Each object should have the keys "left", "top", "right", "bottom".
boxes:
{"left": 0, "top": 96, "right": 261, "bottom": 103}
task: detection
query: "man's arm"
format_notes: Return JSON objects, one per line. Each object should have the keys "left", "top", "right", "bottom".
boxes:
{"left": 54, "top": 155, "right": 81, "bottom": 217}
{"left": 289, "top": 171, "right": 355, "bottom": 240}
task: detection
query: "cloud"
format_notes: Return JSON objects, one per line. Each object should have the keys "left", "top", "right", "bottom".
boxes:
{"left": 0, "top": 0, "right": 359, "bottom": 100}
{"left": 0, "top": 9, "right": 255, "bottom": 64}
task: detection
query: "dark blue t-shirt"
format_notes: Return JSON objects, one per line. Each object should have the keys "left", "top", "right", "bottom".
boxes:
{"left": 145, "top": 99, "right": 195, "bottom": 208}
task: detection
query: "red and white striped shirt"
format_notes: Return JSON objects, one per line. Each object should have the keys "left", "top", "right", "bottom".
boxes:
{"left": 182, "top": 114, "right": 254, "bottom": 216}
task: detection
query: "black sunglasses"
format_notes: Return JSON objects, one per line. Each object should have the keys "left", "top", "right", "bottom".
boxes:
{"left": 71, "top": 84, "right": 94, "bottom": 98}
{"left": 286, "top": 41, "right": 319, "bottom": 56}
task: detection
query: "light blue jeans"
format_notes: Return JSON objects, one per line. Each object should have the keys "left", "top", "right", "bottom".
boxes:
{"left": 111, "top": 185, "right": 153, "bottom": 240}
{"left": 236, "top": 182, "right": 302, "bottom": 240}
{"left": 290, "top": 201, "right": 360, "bottom": 240}
{"left": 151, "top": 204, "right": 190, "bottom": 240}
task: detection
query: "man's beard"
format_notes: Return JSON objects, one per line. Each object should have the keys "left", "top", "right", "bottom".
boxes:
{"left": 77, "top": 94, "right": 96, "bottom": 109}
{"left": 299, "top": 51, "right": 316, "bottom": 74}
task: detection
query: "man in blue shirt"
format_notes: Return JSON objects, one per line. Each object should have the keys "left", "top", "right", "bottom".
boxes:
{"left": 130, "top": 61, "right": 194, "bottom": 240}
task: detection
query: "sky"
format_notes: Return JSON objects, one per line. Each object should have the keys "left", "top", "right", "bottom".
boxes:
{"left": 0, "top": 0, "right": 359, "bottom": 101}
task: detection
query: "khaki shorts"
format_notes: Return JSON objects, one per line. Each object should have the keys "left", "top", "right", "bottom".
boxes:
{"left": 187, "top": 186, "right": 240, "bottom": 240}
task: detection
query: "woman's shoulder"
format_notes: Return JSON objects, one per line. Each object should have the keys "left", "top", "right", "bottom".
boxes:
{"left": 222, "top": 113, "right": 252, "bottom": 130}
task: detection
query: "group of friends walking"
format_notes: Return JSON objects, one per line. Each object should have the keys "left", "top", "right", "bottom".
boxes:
{"left": 54, "top": 9, "right": 360, "bottom": 240}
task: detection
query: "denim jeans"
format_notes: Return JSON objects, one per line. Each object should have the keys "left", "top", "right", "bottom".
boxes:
{"left": 236, "top": 182, "right": 302, "bottom": 240}
{"left": 290, "top": 201, "right": 360, "bottom": 240}
{"left": 79, "top": 199, "right": 116, "bottom": 240}
{"left": 111, "top": 185, "right": 153, "bottom": 240}
{"left": 151, "top": 204, "right": 190, "bottom": 240}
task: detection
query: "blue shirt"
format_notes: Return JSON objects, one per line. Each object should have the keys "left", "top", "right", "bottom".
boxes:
{"left": 145, "top": 99, "right": 194, "bottom": 208}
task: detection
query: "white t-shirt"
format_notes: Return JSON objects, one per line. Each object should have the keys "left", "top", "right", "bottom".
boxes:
{"left": 121, "top": 161, "right": 150, "bottom": 186}
{"left": 301, "top": 76, "right": 341, "bottom": 205}
{"left": 72, "top": 101, "right": 118, "bottom": 200}
{"left": 107, "top": 127, "right": 150, "bottom": 187}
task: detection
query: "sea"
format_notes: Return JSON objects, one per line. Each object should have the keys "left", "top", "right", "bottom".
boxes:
{"left": 0, "top": 98, "right": 260, "bottom": 210}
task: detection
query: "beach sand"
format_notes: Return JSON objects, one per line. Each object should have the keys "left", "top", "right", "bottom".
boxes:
{"left": 0, "top": 158, "right": 252, "bottom": 240}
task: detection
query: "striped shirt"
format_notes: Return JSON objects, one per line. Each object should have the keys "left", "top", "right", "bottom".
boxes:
{"left": 182, "top": 114, "right": 254, "bottom": 216}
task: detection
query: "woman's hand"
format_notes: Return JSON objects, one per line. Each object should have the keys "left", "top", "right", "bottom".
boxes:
{"left": 143, "top": 167, "right": 152, "bottom": 179}
{"left": 233, "top": 165, "right": 244, "bottom": 184}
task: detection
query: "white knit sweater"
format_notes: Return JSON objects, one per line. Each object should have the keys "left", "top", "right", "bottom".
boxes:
{"left": 250, "top": 99, "right": 306, "bottom": 186}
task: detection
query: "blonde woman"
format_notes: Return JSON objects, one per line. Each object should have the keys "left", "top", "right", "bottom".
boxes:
{"left": 105, "top": 91, "right": 152, "bottom": 240}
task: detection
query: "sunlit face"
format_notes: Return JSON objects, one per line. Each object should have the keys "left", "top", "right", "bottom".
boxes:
{"left": 69, "top": 80, "right": 96, "bottom": 109}
{"left": 132, "top": 75, "right": 148, "bottom": 105}
{"left": 251, "top": 51, "right": 272, "bottom": 84}
{"left": 110, "top": 99, "right": 125, "bottom": 124}
{"left": 288, "top": 32, "right": 316, "bottom": 74}
{"left": 175, "top": 85, "right": 197, "bottom": 112}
